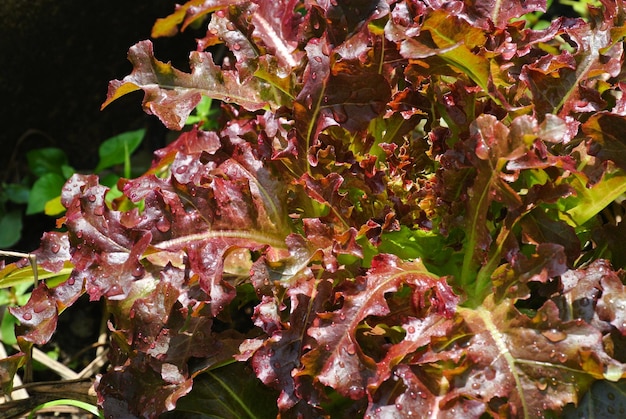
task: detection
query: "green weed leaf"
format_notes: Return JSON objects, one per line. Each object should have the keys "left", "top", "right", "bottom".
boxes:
{"left": 94, "top": 128, "right": 145, "bottom": 173}
{"left": 26, "top": 173, "right": 66, "bottom": 215}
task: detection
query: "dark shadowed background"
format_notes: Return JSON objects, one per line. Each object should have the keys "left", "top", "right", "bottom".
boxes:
{"left": 0, "top": 1, "right": 202, "bottom": 250}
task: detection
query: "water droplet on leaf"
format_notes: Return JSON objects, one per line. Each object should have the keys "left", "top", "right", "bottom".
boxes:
{"left": 22, "top": 312, "right": 32, "bottom": 321}
{"left": 132, "top": 265, "right": 145, "bottom": 278}
{"left": 156, "top": 218, "right": 171, "bottom": 232}
{"left": 542, "top": 329, "right": 567, "bottom": 343}
{"left": 536, "top": 377, "right": 548, "bottom": 391}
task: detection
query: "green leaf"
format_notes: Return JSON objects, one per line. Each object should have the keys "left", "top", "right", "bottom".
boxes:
{"left": 44, "top": 196, "right": 65, "bottom": 216}
{"left": 0, "top": 261, "right": 73, "bottom": 289}
{"left": 163, "top": 363, "right": 279, "bottom": 419}
{"left": 0, "top": 210, "right": 23, "bottom": 248}
{"left": 26, "top": 148, "right": 69, "bottom": 177}
{"left": 26, "top": 173, "right": 66, "bottom": 215}
{"left": 94, "top": 129, "right": 145, "bottom": 173}
{"left": 564, "top": 171, "right": 626, "bottom": 226}
{"left": 27, "top": 399, "right": 103, "bottom": 419}
{"left": 1, "top": 309, "right": 18, "bottom": 346}
{"left": 3, "top": 183, "right": 30, "bottom": 204}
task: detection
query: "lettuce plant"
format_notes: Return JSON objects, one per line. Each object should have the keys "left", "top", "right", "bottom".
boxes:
{"left": 2, "top": 0, "right": 626, "bottom": 417}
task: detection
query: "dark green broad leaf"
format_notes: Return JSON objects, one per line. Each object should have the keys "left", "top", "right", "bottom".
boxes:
{"left": 26, "top": 173, "right": 67, "bottom": 215}
{"left": 563, "top": 380, "right": 626, "bottom": 418}
{"left": 162, "top": 363, "right": 279, "bottom": 419}
{"left": 26, "top": 147, "right": 69, "bottom": 177}
{"left": 94, "top": 129, "right": 145, "bottom": 173}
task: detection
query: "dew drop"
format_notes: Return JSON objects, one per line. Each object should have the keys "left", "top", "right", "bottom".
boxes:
{"left": 232, "top": 43, "right": 241, "bottom": 51}
{"left": 76, "top": 230, "right": 83, "bottom": 239}
{"left": 346, "top": 344, "right": 356, "bottom": 355}
{"left": 472, "top": 382, "right": 480, "bottom": 390}
{"left": 88, "top": 194, "right": 97, "bottom": 202}
{"left": 542, "top": 329, "right": 567, "bottom": 343}
{"left": 132, "top": 265, "right": 145, "bottom": 278}
{"left": 175, "top": 165, "right": 188, "bottom": 174}
{"left": 33, "top": 302, "right": 49, "bottom": 313}
{"left": 557, "top": 353, "right": 568, "bottom": 363}
{"left": 338, "top": 361, "right": 345, "bottom": 368}
{"left": 608, "top": 392, "right": 616, "bottom": 400}
{"left": 109, "top": 284, "right": 121, "bottom": 295}
{"left": 313, "top": 21, "right": 320, "bottom": 30}
{"left": 216, "top": 9, "right": 226, "bottom": 18}
{"left": 339, "top": 312, "right": 346, "bottom": 321}
{"left": 608, "top": 406, "right": 616, "bottom": 414}
{"left": 407, "top": 325, "right": 415, "bottom": 334}
{"left": 536, "top": 377, "right": 548, "bottom": 391}
{"left": 67, "top": 277, "right": 75, "bottom": 286}
{"left": 311, "top": 71, "right": 317, "bottom": 80}
{"left": 156, "top": 218, "right": 171, "bottom": 233}
{"left": 396, "top": 404, "right": 403, "bottom": 411}
{"left": 50, "top": 243, "right": 60, "bottom": 254}
{"left": 22, "top": 312, "right": 32, "bottom": 321}
{"left": 348, "top": 385, "right": 364, "bottom": 399}
{"left": 94, "top": 206, "right": 104, "bottom": 216}
{"left": 226, "top": 22, "right": 235, "bottom": 31}
{"left": 409, "top": 391, "right": 417, "bottom": 400}
{"left": 150, "top": 342, "right": 156, "bottom": 349}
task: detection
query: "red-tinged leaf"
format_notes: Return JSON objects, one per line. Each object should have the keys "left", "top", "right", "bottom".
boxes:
{"left": 297, "top": 172, "right": 352, "bottom": 225}
{"left": 0, "top": 352, "right": 25, "bottom": 396}
{"left": 250, "top": 0, "right": 304, "bottom": 70}
{"left": 102, "top": 40, "right": 271, "bottom": 130}
{"left": 151, "top": 0, "right": 228, "bottom": 38}
{"left": 162, "top": 363, "right": 280, "bottom": 419}
{"left": 97, "top": 356, "right": 193, "bottom": 418}
{"left": 32, "top": 232, "right": 70, "bottom": 273}
{"left": 584, "top": 112, "right": 626, "bottom": 171}
{"left": 467, "top": 0, "right": 546, "bottom": 29}
{"left": 521, "top": 16, "right": 623, "bottom": 118}
{"left": 297, "top": 255, "right": 457, "bottom": 399}
{"left": 520, "top": 211, "right": 580, "bottom": 265}
{"left": 366, "top": 364, "right": 487, "bottom": 418}
{"left": 10, "top": 284, "right": 58, "bottom": 345}
{"left": 369, "top": 315, "right": 457, "bottom": 390}
{"left": 446, "top": 299, "right": 608, "bottom": 416}
{"left": 393, "top": 10, "right": 490, "bottom": 91}
{"left": 240, "top": 276, "right": 334, "bottom": 410}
